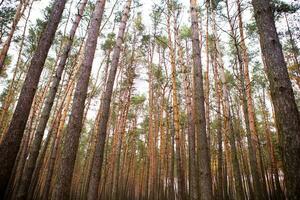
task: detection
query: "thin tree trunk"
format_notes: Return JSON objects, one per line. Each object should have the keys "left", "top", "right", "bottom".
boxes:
{"left": 0, "top": 0, "right": 30, "bottom": 70}
{"left": 180, "top": 39, "right": 199, "bottom": 200}
{"left": 212, "top": 53, "right": 223, "bottom": 200}
{"left": 86, "top": 1, "right": 131, "bottom": 199}
{"left": 236, "top": 1, "right": 267, "bottom": 199}
{"left": 166, "top": 3, "right": 186, "bottom": 199}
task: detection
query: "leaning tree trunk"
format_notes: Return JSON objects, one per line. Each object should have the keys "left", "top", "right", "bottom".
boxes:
{"left": 15, "top": 1, "right": 88, "bottom": 199}
{"left": 190, "top": 0, "right": 213, "bottom": 199}
{"left": 252, "top": 0, "right": 300, "bottom": 199}
{"left": 86, "top": 1, "right": 132, "bottom": 199}
{"left": 0, "top": 0, "right": 67, "bottom": 197}
{"left": 50, "top": 0, "right": 107, "bottom": 199}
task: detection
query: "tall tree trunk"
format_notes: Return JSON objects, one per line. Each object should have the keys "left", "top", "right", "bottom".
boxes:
{"left": 180, "top": 39, "right": 198, "bottom": 200}
{"left": 169, "top": 112, "right": 176, "bottom": 200}
{"left": 260, "top": 89, "right": 283, "bottom": 199}
{"left": 204, "top": 2, "right": 211, "bottom": 158}
{"left": 190, "top": 0, "right": 213, "bottom": 199}
{"left": 251, "top": 0, "right": 300, "bottom": 199}
{"left": 0, "top": 0, "right": 67, "bottom": 197}
{"left": 235, "top": 1, "right": 267, "bottom": 199}
{"left": 147, "top": 42, "right": 155, "bottom": 200}
{"left": 226, "top": 91, "right": 244, "bottom": 200}
{"left": 86, "top": 1, "right": 131, "bottom": 199}
{"left": 166, "top": 2, "right": 186, "bottom": 199}
{"left": 15, "top": 1, "right": 88, "bottom": 199}
{"left": 223, "top": 1, "right": 264, "bottom": 198}
{"left": 50, "top": 0, "right": 107, "bottom": 199}
{"left": 212, "top": 53, "right": 224, "bottom": 200}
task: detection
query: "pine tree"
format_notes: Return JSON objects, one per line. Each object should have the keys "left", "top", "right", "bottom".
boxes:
{"left": 0, "top": 0, "right": 67, "bottom": 197}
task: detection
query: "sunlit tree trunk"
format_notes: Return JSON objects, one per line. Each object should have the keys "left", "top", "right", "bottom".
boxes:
{"left": 166, "top": 2, "right": 187, "bottom": 199}
{"left": 204, "top": 2, "right": 211, "bottom": 157}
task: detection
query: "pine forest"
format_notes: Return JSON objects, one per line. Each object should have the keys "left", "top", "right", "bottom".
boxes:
{"left": 0, "top": 0, "right": 300, "bottom": 199}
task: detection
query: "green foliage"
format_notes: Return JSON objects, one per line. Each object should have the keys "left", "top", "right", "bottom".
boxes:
{"left": 141, "top": 34, "right": 150, "bottom": 47}
{"left": 25, "top": 4, "right": 52, "bottom": 54}
{"left": 167, "top": 0, "right": 182, "bottom": 12}
{"left": 206, "top": 34, "right": 216, "bottom": 54}
{"left": 252, "top": 61, "right": 268, "bottom": 90}
{"left": 151, "top": 64, "right": 166, "bottom": 88}
{"left": 0, "top": 6, "right": 16, "bottom": 40}
{"left": 150, "top": 4, "right": 163, "bottom": 30}
{"left": 283, "top": 39, "right": 300, "bottom": 58}
{"left": 210, "top": 0, "right": 223, "bottom": 11}
{"left": 272, "top": 0, "right": 300, "bottom": 17}
{"left": 101, "top": 32, "right": 116, "bottom": 51}
{"left": 0, "top": 54, "right": 11, "bottom": 78}
{"left": 0, "top": 84, "right": 9, "bottom": 107}
{"left": 134, "top": 12, "right": 144, "bottom": 32}
{"left": 114, "top": 10, "right": 122, "bottom": 23}
{"left": 155, "top": 35, "right": 168, "bottom": 49}
{"left": 180, "top": 25, "right": 192, "bottom": 41}
{"left": 131, "top": 94, "right": 146, "bottom": 106}
{"left": 83, "top": 1, "right": 95, "bottom": 22}
{"left": 246, "top": 21, "right": 258, "bottom": 38}
{"left": 224, "top": 69, "right": 235, "bottom": 89}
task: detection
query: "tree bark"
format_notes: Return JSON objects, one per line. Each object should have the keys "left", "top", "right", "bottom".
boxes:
{"left": 0, "top": 0, "right": 33, "bottom": 137}
{"left": 86, "top": 1, "right": 131, "bottom": 199}
{"left": 179, "top": 39, "right": 199, "bottom": 200}
{"left": 190, "top": 0, "right": 213, "bottom": 199}
{"left": 251, "top": 0, "right": 300, "bottom": 199}
{"left": 15, "top": 1, "right": 88, "bottom": 199}
{"left": 50, "top": 0, "right": 107, "bottom": 199}
{"left": 212, "top": 53, "right": 224, "bottom": 200}
{"left": 0, "top": 0, "right": 67, "bottom": 197}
